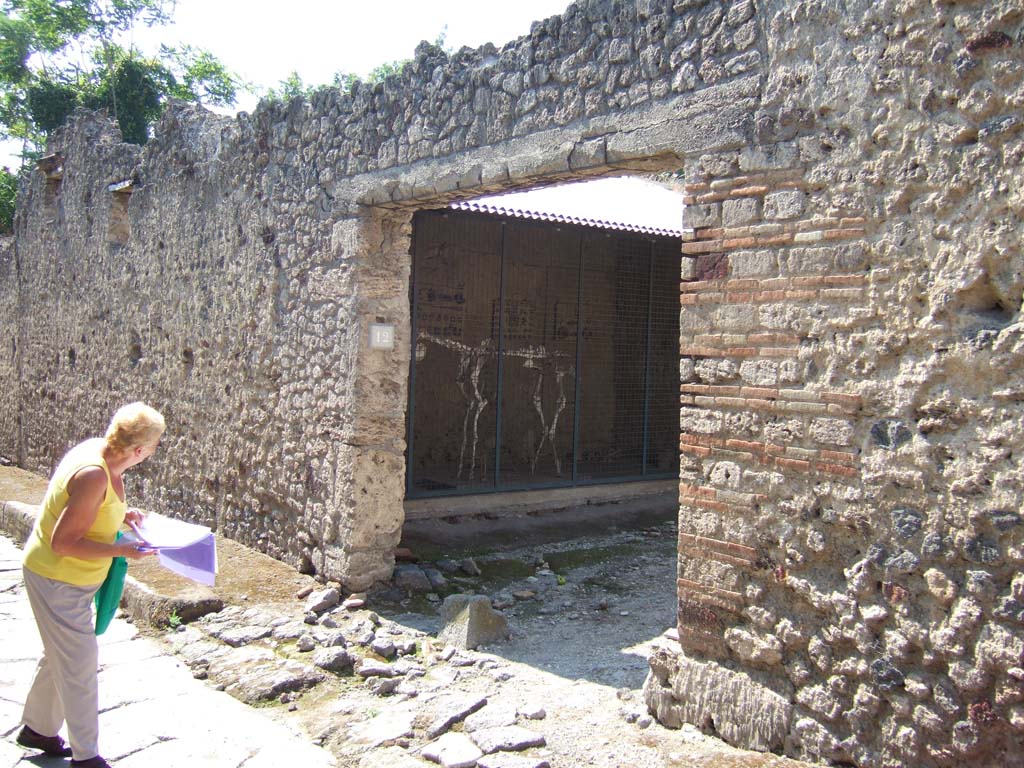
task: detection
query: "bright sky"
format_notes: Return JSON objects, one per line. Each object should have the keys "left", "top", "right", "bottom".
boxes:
{"left": 3, "top": 0, "right": 572, "bottom": 168}
{"left": 469, "top": 177, "right": 684, "bottom": 234}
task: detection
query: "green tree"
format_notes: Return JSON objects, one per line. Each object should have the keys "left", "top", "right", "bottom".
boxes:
{"left": 0, "top": 0, "right": 240, "bottom": 162}
{"left": 0, "top": 166, "right": 17, "bottom": 232}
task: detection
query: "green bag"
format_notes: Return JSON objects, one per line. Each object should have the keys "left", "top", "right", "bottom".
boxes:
{"left": 94, "top": 533, "right": 128, "bottom": 635}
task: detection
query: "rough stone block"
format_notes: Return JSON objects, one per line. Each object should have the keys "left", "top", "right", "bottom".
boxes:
{"left": 740, "top": 359, "right": 779, "bottom": 386}
{"left": 781, "top": 247, "right": 834, "bottom": 275}
{"left": 725, "top": 51, "right": 762, "bottom": 76}
{"left": 739, "top": 142, "right": 799, "bottom": 172}
{"left": 568, "top": 137, "right": 606, "bottom": 170}
{"left": 714, "top": 304, "right": 758, "bottom": 332}
{"left": 726, "top": 0, "right": 755, "bottom": 26}
{"left": 437, "top": 595, "right": 510, "bottom": 650}
{"left": 763, "top": 190, "right": 804, "bottom": 220}
{"left": 695, "top": 358, "right": 738, "bottom": 383}
{"left": 680, "top": 358, "right": 696, "bottom": 382}
{"left": 699, "top": 151, "right": 739, "bottom": 178}
{"left": 722, "top": 197, "right": 759, "bottom": 227}
{"left": 891, "top": 509, "right": 923, "bottom": 540}
{"left": 725, "top": 628, "right": 783, "bottom": 665}
{"left": 730, "top": 249, "right": 776, "bottom": 277}
{"left": 871, "top": 419, "right": 912, "bottom": 449}
{"left": 808, "top": 417, "right": 854, "bottom": 446}
{"left": 0, "top": 500, "right": 35, "bottom": 543}
{"left": 696, "top": 253, "right": 728, "bottom": 280}
{"left": 644, "top": 644, "right": 792, "bottom": 752}
{"left": 683, "top": 203, "right": 720, "bottom": 229}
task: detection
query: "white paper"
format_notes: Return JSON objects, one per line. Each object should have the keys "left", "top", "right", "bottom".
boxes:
{"left": 129, "top": 513, "right": 211, "bottom": 549}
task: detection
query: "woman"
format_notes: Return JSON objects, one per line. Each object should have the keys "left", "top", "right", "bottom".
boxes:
{"left": 16, "top": 402, "right": 164, "bottom": 768}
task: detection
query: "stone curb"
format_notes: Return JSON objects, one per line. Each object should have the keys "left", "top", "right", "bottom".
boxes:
{"left": 0, "top": 499, "right": 34, "bottom": 544}
{"left": 0, "top": 498, "right": 223, "bottom": 627}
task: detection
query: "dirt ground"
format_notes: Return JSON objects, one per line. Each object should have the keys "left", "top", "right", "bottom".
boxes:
{"left": 393, "top": 500, "right": 683, "bottom": 690}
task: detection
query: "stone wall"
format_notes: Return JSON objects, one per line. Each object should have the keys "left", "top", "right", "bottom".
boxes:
{"left": 0, "top": 235, "right": 17, "bottom": 463}
{"left": 1, "top": 0, "right": 1022, "bottom": 765}
{"left": 643, "top": 0, "right": 1024, "bottom": 766}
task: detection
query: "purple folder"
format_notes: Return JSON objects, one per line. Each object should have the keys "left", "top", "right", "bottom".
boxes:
{"left": 128, "top": 515, "right": 218, "bottom": 586}
{"left": 155, "top": 536, "right": 217, "bottom": 586}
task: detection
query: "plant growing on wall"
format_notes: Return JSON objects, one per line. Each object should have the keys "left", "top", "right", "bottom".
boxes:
{"left": 264, "top": 26, "right": 450, "bottom": 103}
{"left": 0, "top": 0, "right": 240, "bottom": 163}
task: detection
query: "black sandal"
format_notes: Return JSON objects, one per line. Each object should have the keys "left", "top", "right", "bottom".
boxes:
{"left": 15, "top": 724, "right": 73, "bottom": 757}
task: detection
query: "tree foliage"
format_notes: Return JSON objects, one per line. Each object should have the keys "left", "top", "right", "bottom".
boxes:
{"left": 0, "top": 165, "right": 16, "bottom": 232}
{"left": 0, "top": 0, "right": 240, "bottom": 162}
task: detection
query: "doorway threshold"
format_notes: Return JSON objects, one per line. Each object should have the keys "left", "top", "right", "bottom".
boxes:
{"left": 403, "top": 479, "right": 676, "bottom": 522}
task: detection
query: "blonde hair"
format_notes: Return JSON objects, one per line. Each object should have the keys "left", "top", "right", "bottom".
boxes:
{"left": 104, "top": 402, "right": 166, "bottom": 453}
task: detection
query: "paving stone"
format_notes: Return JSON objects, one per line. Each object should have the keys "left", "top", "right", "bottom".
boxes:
{"left": 215, "top": 624, "right": 273, "bottom": 647}
{"left": 422, "top": 732, "right": 484, "bottom": 768}
{"left": 464, "top": 701, "right": 519, "bottom": 732}
{"left": 471, "top": 725, "right": 546, "bottom": 754}
{"left": 477, "top": 754, "right": 552, "bottom": 768}
{"left": 358, "top": 745, "right": 431, "bottom": 768}
{"left": 313, "top": 647, "right": 354, "bottom": 672}
{"left": 356, "top": 658, "right": 397, "bottom": 678}
{"left": 350, "top": 708, "right": 416, "bottom": 747}
{"left": 220, "top": 650, "right": 326, "bottom": 703}
{"left": 423, "top": 694, "right": 489, "bottom": 738}
{"left": 393, "top": 658, "right": 426, "bottom": 677}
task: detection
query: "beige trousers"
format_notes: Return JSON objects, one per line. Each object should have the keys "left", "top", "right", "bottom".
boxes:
{"left": 22, "top": 567, "right": 101, "bottom": 761}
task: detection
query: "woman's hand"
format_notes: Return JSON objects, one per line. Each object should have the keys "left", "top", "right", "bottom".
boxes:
{"left": 124, "top": 507, "right": 146, "bottom": 528}
{"left": 115, "top": 541, "right": 157, "bottom": 560}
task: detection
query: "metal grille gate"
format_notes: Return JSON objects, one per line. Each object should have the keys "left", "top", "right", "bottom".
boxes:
{"left": 406, "top": 209, "right": 680, "bottom": 498}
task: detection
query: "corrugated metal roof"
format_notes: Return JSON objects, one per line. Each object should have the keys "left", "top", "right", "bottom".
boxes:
{"left": 450, "top": 177, "right": 683, "bottom": 237}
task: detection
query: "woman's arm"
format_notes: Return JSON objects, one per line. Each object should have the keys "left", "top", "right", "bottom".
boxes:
{"left": 49, "top": 467, "right": 153, "bottom": 560}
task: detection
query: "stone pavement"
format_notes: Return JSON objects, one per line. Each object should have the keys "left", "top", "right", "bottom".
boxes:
{"left": 0, "top": 534, "right": 336, "bottom": 768}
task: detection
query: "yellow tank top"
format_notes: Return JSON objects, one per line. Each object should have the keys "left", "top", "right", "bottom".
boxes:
{"left": 23, "top": 438, "right": 127, "bottom": 586}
